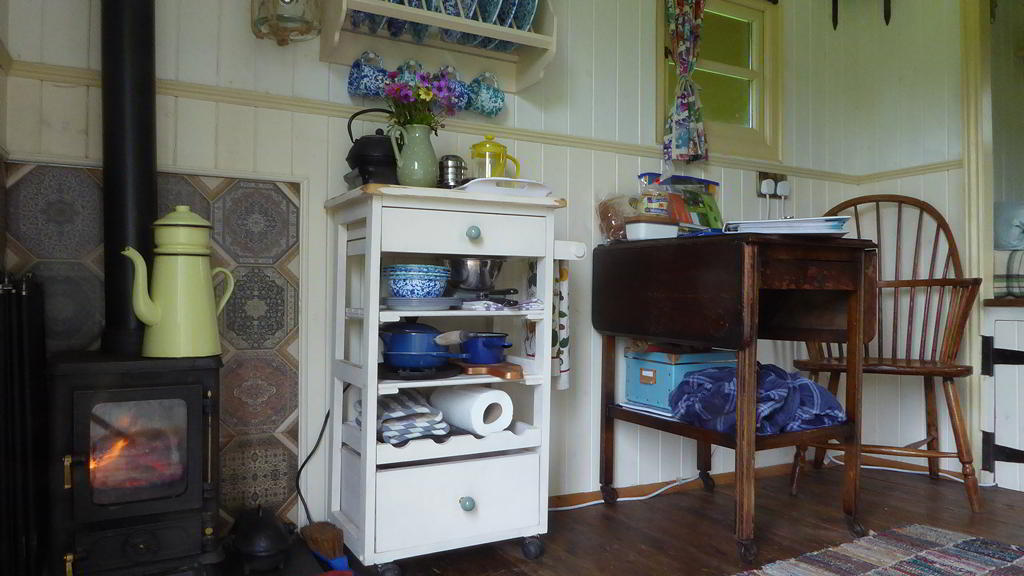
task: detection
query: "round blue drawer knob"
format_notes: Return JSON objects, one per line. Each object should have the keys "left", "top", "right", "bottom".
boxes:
{"left": 459, "top": 496, "right": 476, "bottom": 511}
{"left": 466, "top": 226, "right": 481, "bottom": 240}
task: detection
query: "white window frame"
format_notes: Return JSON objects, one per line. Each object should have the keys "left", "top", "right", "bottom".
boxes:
{"left": 656, "top": 0, "right": 782, "bottom": 162}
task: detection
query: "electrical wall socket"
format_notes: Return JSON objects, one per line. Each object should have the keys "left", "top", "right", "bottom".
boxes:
{"left": 757, "top": 171, "right": 787, "bottom": 197}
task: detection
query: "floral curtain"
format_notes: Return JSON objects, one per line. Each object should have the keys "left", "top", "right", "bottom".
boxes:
{"left": 663, "top": 0, "right": 708, "bottom": 163}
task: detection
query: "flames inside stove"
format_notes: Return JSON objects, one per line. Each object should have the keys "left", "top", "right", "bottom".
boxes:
{"left": 89, "top": 398, "right": 188, "bottom": 504}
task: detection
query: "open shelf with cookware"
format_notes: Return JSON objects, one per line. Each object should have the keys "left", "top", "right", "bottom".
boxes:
{"left": 319, "top": 0, "right": 557, "bottom": 92}
{"left": 324, "top": 184, "right": 582, "bottom": 571}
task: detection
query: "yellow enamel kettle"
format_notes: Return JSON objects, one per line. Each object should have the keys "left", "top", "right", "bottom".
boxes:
{"left": 122, "top": 206, "right": 235, "bottom": 358}
{"left": 470, "top": 135, "right": 520, "bottom": 179}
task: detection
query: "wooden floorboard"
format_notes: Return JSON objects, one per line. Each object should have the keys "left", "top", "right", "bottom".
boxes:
{"left": 351, "top": 467, "right": 1024, "bottom": 575}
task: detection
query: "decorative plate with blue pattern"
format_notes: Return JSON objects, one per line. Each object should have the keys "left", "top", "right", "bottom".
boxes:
{"left": 512, "top": 0, "right": 537, "bottom": 30}
{"left": 441, "top": 0, "right": 479, "bottom": 42}
{"left": 409, "top": 0, "right": 434, "bottom": 42}
{"left": 495, "top": 0, "right": 519, "bottom": 27}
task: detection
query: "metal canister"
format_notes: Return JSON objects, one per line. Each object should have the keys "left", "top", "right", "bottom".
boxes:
{"left": 438, "top": 155, "right": 467, "bottom": 189}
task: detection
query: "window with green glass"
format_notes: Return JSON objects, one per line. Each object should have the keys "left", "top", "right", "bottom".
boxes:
{"left": 659, "top": 0, "right": 780, "bottom": 161}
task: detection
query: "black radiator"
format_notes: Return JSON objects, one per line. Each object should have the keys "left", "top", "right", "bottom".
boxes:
{"left": 1, "top": 274, "right": 48, "bottom": 575}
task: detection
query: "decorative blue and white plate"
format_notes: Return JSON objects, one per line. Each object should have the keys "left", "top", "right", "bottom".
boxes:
{"left": 387, "top": 18, "right": 408, "bottom": 37}
{"left": 512, "top": 0, "right": 538, "bottom": 31}
{"left": 441, "top": 0, "right": 479, "bottom": 42}
{"left": 478, "top": 0, "right": 502, "bottom": 23}
{"left": 409, "top": 0, "right": 433, "bottom": 42}
{"left": 496, "top": 0, "right": 519, "bottom": 27}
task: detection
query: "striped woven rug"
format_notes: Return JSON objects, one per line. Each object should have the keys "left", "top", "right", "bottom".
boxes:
{"left": 737, "top": 525, "right": 1024, "bottom": 575}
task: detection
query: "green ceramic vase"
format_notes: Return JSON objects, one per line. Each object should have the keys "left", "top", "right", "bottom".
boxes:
{"left": 390, "top": 124, "right": 439, "bottom": 187}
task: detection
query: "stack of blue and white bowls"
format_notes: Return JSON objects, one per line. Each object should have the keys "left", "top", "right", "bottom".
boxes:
{"left": 382, "top": 264, "right": 451, "bottom": 298}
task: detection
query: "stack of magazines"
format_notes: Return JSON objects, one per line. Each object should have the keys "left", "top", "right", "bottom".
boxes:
{"left": 723, "top": 216, "right": 850, "bottom": 237}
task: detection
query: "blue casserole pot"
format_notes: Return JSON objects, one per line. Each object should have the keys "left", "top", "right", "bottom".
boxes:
{"left": 460, "top": 332, "right": 513, "bottom": 365}
{"left": 380, "top": 321, "right": 468, "bottom": 369}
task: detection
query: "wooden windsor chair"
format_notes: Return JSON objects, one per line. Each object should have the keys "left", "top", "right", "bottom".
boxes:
{"left": 789, "top": 195, "right": 982, "bottom": 511}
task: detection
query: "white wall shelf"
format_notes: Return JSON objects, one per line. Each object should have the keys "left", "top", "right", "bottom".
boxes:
{"left": 319, "top": 0, "right": 557, "bottom": 93}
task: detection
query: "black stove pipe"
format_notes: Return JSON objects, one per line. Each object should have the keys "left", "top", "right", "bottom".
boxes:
{"left": 100, "top": 0, "right": 157, "bottom": 356}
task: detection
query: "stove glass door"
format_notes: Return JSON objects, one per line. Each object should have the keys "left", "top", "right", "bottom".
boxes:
{"left": 89, "top": 399, "right": 189, "bottom": 505}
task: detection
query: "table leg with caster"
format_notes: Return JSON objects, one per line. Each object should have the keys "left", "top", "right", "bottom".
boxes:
{"left": 378, "top": 562, "right": 401, "bottom": 576}
{"left": 601, "top": 484, "right": 619, "bottom": 504}
{"left": 698, "top": 441, "right": 715, "bottom": 492}
{"left": 842, "top": 253, "right": 866, "bottom": 538}
{"left": 735, "top": 338, "right": 758, "bottom": 564}
{"left": 737, "top": 540, "right": 759, "bottom": 564}
{"left": 600, "top": 335, "right": 617, "bottom": 505}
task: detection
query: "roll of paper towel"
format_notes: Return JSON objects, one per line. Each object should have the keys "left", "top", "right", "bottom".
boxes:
{"left": 429, "top": 386, "right": 513, "bottom": 436}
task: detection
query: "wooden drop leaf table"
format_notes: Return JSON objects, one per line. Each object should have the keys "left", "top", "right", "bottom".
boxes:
{"left": 592, "top": 234, "right": 877, "bottom": 563}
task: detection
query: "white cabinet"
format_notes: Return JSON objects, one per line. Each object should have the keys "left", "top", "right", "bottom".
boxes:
{"left": 984, "top": 308, "right": 1024, "bottom": 491}
{"left": 323, "top": 184, "right": 572, "bottom": 570}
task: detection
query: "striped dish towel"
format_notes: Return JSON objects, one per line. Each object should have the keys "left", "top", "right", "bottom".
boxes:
{"left": 355, "top": 390, "right": 450, "bottom": 445}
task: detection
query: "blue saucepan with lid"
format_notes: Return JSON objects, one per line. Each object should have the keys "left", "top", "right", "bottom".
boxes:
{"left": 379, "top": 321, "right": 468, "bottom": 369}
{"left": 460, "top": 332, "right": 513, "bottom": 365}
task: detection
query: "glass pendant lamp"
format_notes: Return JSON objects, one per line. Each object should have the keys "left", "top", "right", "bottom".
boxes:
{"left": 252, "top": 0, "right": 322, "bottom": 46}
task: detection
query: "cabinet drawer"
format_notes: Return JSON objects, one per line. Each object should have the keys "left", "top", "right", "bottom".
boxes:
{"left": 380, "top": 208, "right": 546, "bottom": 256}
{"left": 375, "top": 453, "right": 540, "bottom": 553}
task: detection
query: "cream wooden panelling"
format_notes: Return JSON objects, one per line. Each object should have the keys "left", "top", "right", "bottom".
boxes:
{"left": 6, "top": 75, "right": 39, "bottom": 154}
{"left": 86, "top": 86, "right": 101, "bottom": 161}
{"left": 217, "top": 0, "right": 257, "bottom": 92}
{"left": 177, "top": 0, "right": 220, "bottom": 86}
{"left": 40, "top": 0, "right": 90, "bottom": 69}
{"left": 215, "top": 103, "right": 256, "bottom": 172}
{"left": 174, "top": 97, "right": 216, "bottom": 169}
{"left": 0, "top": 0, "right": 974, "bottom": 500}
{"left": 255, "top": 108, "right": 294, "bottom": 175}
{"left": 156, "top": 94, "right": 177, "bottom": 166}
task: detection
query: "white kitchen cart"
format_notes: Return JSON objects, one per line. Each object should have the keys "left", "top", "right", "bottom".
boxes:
{"left": 324, "top": 184, "right": 578, "bottom": 575}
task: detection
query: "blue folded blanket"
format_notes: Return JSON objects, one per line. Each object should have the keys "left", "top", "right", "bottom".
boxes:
{"left": 668, "top": 363, "right": 846, "bottom": 435}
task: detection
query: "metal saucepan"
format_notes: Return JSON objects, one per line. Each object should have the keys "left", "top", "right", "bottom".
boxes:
{"left": 444, "top": 257, "right": 506, "bottom": 292}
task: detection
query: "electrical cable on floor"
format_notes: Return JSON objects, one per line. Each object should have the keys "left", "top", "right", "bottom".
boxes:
{"left": 549, "top": 473, "right": 703, "bottom": 512}
{"left": 549, "top": 447, "right": 718, "bottom": 512}
{"left": 824, "top": 454, "right": 998, "bottom": 488}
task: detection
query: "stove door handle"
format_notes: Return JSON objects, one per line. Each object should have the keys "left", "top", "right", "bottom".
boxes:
{"left": 63, "top": 455, "right": 72, "bottom": 489}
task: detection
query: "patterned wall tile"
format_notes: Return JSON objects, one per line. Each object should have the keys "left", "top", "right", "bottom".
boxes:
{"left": 7, "top": 166, "right": 103, "bottom": 259}
{"left": 220, "top": 434, "right": 297, "bottom": 518}
{"left": 221, "top": 352, "right": 298, "bottom": 434}
{"left": 156, "top": 174, "right": 212, "bottom": 221}
{"left": 219, "top": 422, "right": 237, "bottom": 452}
{"left": 28, "top": 260, "right": 104, "bottom": 352}
{"left": 212, "top": 180, "right": 298, "bottom": 265}
{"left": 4, "top": 237, "right": 36, "bottom": 276}
{"left": 221, "top": 266, "right": 297, "bottom": 350}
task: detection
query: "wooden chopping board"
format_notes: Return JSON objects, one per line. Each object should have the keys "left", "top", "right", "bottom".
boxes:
{"left": 452, "top": 361, "right": 524, "bottom": 381}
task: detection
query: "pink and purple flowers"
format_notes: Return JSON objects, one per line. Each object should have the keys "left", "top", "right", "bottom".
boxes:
{"left": 383, "top": 70, "right": 460, "bottom": 133}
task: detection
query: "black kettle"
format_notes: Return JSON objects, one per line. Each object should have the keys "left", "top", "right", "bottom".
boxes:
{"left": 346, "top": 107, "right": 399, "bottom": 186}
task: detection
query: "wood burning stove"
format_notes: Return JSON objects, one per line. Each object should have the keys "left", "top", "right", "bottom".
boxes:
{"left": 49, "top": 355, "right": 222, "bottom": 576}
{"left": 39, "top": 2, "right": 228, "bottom": 574}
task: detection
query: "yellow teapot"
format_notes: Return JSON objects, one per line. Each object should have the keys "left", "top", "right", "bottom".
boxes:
{"left": 122, "top": 206, "right": 234, "bottom": 358}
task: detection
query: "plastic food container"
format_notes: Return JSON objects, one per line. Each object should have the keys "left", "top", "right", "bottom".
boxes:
{"left": 624, "top": 217, "right": 679, "bottom": 241}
